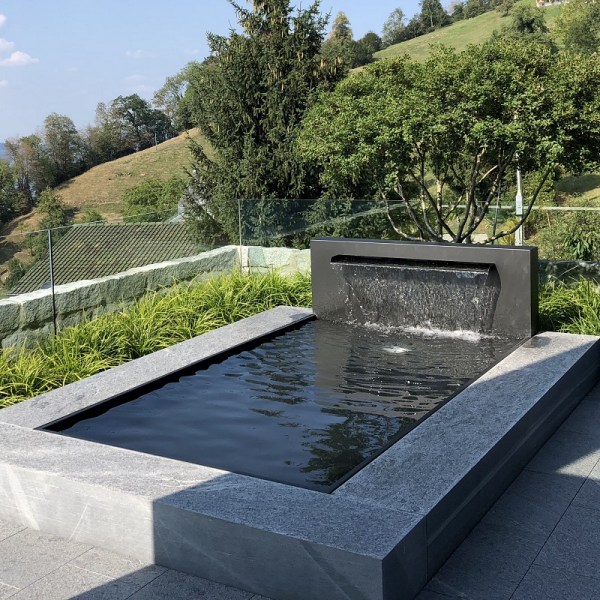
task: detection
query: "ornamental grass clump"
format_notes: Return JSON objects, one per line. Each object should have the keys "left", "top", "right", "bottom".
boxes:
{"left": 539, "top": 279, "right": 600, "bottom": 335}
{"left": 0, "top": 271, "right": 312, "bottom": 407}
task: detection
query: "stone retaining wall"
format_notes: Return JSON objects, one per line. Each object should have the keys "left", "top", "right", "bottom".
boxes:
{"left": 0, "top": 246, "right": 240, "bottom": 348}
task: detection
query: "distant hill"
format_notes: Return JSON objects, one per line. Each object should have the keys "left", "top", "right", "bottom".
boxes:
{"left": 55, "top": 128, "right": 208, "bottom": 223}
{"left": 373, "top": 2, "right": 563, "bottom": 62}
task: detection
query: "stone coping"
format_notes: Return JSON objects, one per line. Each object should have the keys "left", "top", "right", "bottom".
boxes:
{"left": 0, "top": 308, "right": 598, "bottom": 600}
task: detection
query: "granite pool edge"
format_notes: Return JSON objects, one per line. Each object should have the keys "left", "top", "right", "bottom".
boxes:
{"left": 0, "top": 308, "right": 598, "bottom": 600}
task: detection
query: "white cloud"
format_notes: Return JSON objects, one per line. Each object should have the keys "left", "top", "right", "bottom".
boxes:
{"left": 0, "top": 51, "right": 39, "bottom": 67}
{"left": 0, "top": 38, "right": 14, "bottom": 53}
{"left": 0, "top": 15, "right": 6, "bottom": 28}
{"left": 126, "top": 49, "right": 153, "bottom": 60}
{"left": 0, "top": 79, "right": 8, "bottom": 87}
{"left": 185, "top": 48, "right": 201, "bottom": 56}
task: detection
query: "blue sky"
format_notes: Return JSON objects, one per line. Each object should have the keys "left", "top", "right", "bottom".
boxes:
{"left": 0, "top": 0, "right": 420, "bottom": 142}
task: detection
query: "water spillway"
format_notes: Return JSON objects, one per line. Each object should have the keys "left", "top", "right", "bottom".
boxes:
{"left": 332, "top": 256, "right": 501, "bottom": 334}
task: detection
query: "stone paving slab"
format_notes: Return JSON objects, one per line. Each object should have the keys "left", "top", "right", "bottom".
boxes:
{"left": 524, "top": 427, "right": 600, "bottom": 478}
{"left": 0, "top": 529, "right": 90, "bottom": 589}
{"left": 511, "top": 565, "right": 600, "bottom": 600}
{"left": 534, "top": 504, "right": 600, "bottom": 579}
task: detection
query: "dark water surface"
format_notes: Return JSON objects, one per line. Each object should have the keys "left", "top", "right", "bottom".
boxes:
{"left": 53, "top": 320, "right": 517, "bottom": 492}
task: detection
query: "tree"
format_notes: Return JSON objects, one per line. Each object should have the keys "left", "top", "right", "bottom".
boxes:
{"left": 110, "top": 94, "right": 173, "bottom": 152}
{"left": 556, "top": 0, "right": 600, "bottom": 54}
{"left": 86, "top": 95, "right": 174, "bottom": 163}
{"left": 508, "top": 5, "right": 549, "bottom": 35}
{"left": 350, "top": 32, "right": 383, "bottom": 67}
{"left": 419, "top": 0, "right": 451, "bottom": 32}
{"left": 451, "top": 2, "right": 466, "bottom": 21}
{"left": 153, "top": 64, "right": 199, "bottom": 132}
{"left": 382, "top": 8, "right": 406, "bottom": 47}
{"left": 186, "top": 0, "right": 342, "bottom": 244}
{"left": 37, "top": 188, "right": 69, "bottom": 231}
{"left": 321, "top": 11, "right": 355, "bottom": 73}
{"left": 463, "top": 0, "right": 490, "bottom": 19}
{"left": 0, "top": 161, "right": 19, "bottom": 225}
{"left": 43, "top": 113, "right": 84, "bottom": 184}
{"left": 329, "top": 11, "right": 353, "bottom": 42}
{"left": 297, "top": 36, "right": 600, "bottom": 244}
{"left": 5, "top": 135, "right": 53, "bottom": 207}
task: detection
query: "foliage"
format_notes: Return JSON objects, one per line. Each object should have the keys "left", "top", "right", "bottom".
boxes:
{"left": 3, "top": 259, "right": 26, "bottom": 290}
{"left": 153, "top": 64, "right": 200, "bottom": 132}
{"left": 0, "top": 271, "right": 312, "bottom": 406}
{"left": 37, "top": 188, "right": 70, "bottom": 231}
{"left": 419, "top": 0, "right": 452, "bottom": 32}
{"left": 505, "top": 5, "right": 550, "bottom": 39}
{"left": 79, "top": 208, "right": 105, "bottom": 224}
{"left": 533, "top": 203, "right": 600, "bottom": 260}
{"left": 556, "top": 0, "right": 600, "bottom": 54}
{"left": 464, "top": 0, "right": 491, "bottom": 19}
{"left": 298, "top": 36, "right": 600, "bottom": 243}
{"left": 382, "top": 8, "right": 407, "bottom": 47}
{"left": 87, "top": 94, "right": 175, "bottom": 164}
{"left": 350, "top": 32, "right": 383, "bottom": 67}
{"left": 185, "top": 0, "right": 342, "bottom": 246}
{"left": 23, "top": 189, "right": 71, "bottom": 259}
{"left": 43, "top": 113, "right": 85, "bottom": 184}
{"left": 0, "top": 161, "right": 19, "bottom": 225}
{"left": 539, "top": 279, "right": 600, "bottom": 335}
{"left": 4, "top": 135, "right": 53, "bottom": 207}
{"left": 123, "top": 176, "right": 187, "bottom": 222}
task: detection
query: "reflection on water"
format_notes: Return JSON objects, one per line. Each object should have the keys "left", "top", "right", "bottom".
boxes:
{"left": 56, "top": 320, "right": 516, "bottom": 492}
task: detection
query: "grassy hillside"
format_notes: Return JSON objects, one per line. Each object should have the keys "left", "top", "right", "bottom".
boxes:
{"left": 56, "top": 128, "right": 206, "bottom": 223}
{"left": 374, "top": 3, "right": 563, "bottom": 62}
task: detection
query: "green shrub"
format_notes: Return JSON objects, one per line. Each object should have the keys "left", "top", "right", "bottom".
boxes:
{"left": 539, "top": 279, "right": 600, "bottom": 335}
{"left": 0, "top": 271, "right": 312, "bottom": 407}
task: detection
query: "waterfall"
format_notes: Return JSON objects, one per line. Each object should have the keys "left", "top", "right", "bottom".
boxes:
{"left": 332, "top": 257, "right": 501, "bottom": 334}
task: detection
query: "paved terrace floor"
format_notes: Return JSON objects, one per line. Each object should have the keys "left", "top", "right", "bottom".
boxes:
{"left": 0, "top": 381, "right": 599, "bottom": 600}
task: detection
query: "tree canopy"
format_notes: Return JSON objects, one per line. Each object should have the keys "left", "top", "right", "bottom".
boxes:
{"left": 556, "top": 0, "right": 600, "bottom": 54}
{"left": 185, "top": 0, "right": 342, "bottom": 244}
{"left": 297, "top": 36, "right": 600, "bottom": 243}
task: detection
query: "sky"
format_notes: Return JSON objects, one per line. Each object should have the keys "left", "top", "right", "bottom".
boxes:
{"left": 0, "top": 0, "right": 420, "bottom": 142}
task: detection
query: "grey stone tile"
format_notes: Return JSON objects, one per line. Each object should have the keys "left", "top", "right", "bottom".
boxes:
{"left": 535, "top": 505, "right": 600, "bottom": 579}
{"left": 69, "top": 547, "right": 165, "bottom": 589}
{"left": 585, "top": 383, "right": 600, "bottom": 402}
{"left": 426, "top": 521, "right": 540, "bottom": 600}
{"left": 572, "top": 477, "right": 600, "bottom": 512}
{"left": 525, "top": 428, "right": 600, "bottom": 479}
{"left": 0, "top": 529, "right": 90, "bottom": 588}
{"left": 481, "top": 470, "right": 583, "bottom": 543}
{"left": 511, "top": 564, "right": 600, "bottom": 600}
{"left": 9, "top": 564, "right": 138, "bottom": 600}
{"left": 0, "top": 582, "right": 18, "bottom": 600}
{"left": 415, "top": 590, "right": 457, "bottom": 599}
{"left": 128, "top": 569, "right": 254, "bottom": 599}
{"left": 0, "top": 519, "right": 24, "bottom": 543}
{"left": 560, "top": 400, "right": 600, "bottom": 438}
